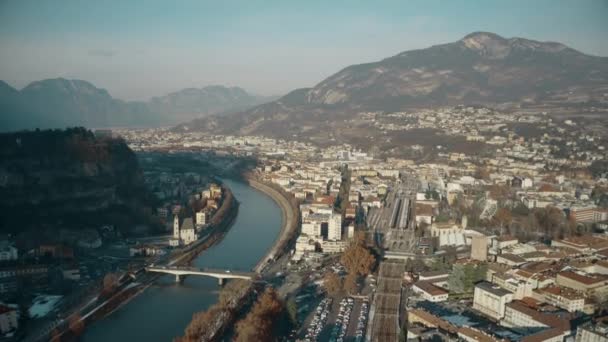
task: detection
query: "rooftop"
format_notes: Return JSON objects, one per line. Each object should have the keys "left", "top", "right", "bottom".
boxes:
{"left": 558, "top": 270, "right": 608, "bottom": 286}
{"left": 476, "top": 281, "right": 513, "bottom": 297}
{"left": 414, "top": 281, "right": 448, "bottom": 296}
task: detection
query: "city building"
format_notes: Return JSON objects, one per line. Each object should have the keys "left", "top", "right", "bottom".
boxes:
{"left": 473, "top": 281, "right": 514, "bottom": 320}
{"left": 327, "top": 214, "right": 342, "bottom": 241}
{"left": 471, "top": 235, "right": 489, "bottom": 261}
{"left": 532, "top": 286, "right": 586, "bottom": 313}
{"left": 173, "top": 215, "right": 198, "bottom": 246}
{"left": 556, "top": 271, "right": 608, "bottom": 296}
{"left": 412, "top": 281, "right": 449, "bottom": 302}
{"left": 575, "top": 320, "right": 608, "bottom": 342}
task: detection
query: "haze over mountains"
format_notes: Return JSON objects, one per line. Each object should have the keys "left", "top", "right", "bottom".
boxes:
{"left": 2, "top": 32, "right": 607, "bottom": 134}
{"left": 178, "top": 32, "right": 608, "bottom": 138}
{"left": 0, "top": 79, "right": 275, "bottom": 131}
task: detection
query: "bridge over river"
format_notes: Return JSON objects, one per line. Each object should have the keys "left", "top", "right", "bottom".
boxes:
{"left": 145, "top": 266, "right": 257, "bottom": 284}
{"left": 83, "top": 178, "right": 283, "bottom": 342}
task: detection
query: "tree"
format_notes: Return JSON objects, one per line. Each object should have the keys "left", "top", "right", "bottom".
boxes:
{"left": 286, "top": 297, "right": 298, "bottom": 326}
{"left": 177, "top": 280, "right": 253, "bottom": 342}
{"left": 68, "top": 314, "right": 85, "bottom": 336}
{"left": 512, "top": 203, "right": 530, "bottom": 216}
{"left": 323, "top": 271, "right": 343, "bottom": 296}
{"left": 493, "top": 208, "right": 513, "bottom": 234}
{"left": 475, "top": 167, "right": 491, "bottom": 181}
{"left": 415, "top": 221, "right": 428, "bottom": 238}
{"left": 592, "top": 186, "right": 608, "bottom": 208}
{"left": 341, "top": 232, "right": 376, "bottom": 276}
{"left": 234, "top": 288, "right": 284, "bottom": 342}
{"left": 181, "top": 304, "right": 223, "bottom": 341}
{"left": 448, "top": 262, "right": 487, "bottom": 294}
{"left": 399, "top": 322, "right": 408, "bottom": 342}
{"left": 341, "top": 244, "right": 375, "bottom": 276}
{"left": 405, "top": 258, "right": 429, "bottom": 273}
{"left": 534, "top": 206, "right": 567, "bottom": 239}
{"left": 218, "top": 279, "right": 250, "bottom": 308}
{"left": 50, "top": 328, "right": 61, "bottom": 342}
{"left": 600, "top": 194, "right": 608, "bottom": 208}
{"left": 100, "top": 272, "right": 120, "bottom": 298}
{"left": 488, "top": 184, "right": 510, "bottom": 200}
{"left": 343, "top": 273, "right": 358, "bottom": 295}
{"left": 103, "top": 273, "right": 119, "bottom": 291}
{"left": 430, "top": 256, "right": 451, "bottom": 271}
{"left": 589, "top": 160, "right": 608, "bottom": 178}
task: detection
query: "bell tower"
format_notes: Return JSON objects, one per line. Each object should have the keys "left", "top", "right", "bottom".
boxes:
{"left": 173, "top": 215, "right": 180, "bottom": 239}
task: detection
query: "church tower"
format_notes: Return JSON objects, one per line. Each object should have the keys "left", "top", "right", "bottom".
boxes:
{"left": 173, "top": 215, "right": 180, "bottom": 239}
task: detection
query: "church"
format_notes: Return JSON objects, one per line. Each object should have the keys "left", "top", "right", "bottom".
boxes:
{"left": 170, "top": 215, "right": 198, "bottom": 246}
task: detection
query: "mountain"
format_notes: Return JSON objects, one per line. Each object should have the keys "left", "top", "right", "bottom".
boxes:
{"left": 177, "top": 32, "right": 608, "bottom": 137}
{"left": 148, "top": 85, "right": 277, "bottom": 122}
{"left": 306, "top": 32, "right": 608, "bottom": 107}
{"left": 0, "top": 79, "right": 273, "bottom": 132}
{"left": 24, "top": 78, "right": 159, "bottom": 128}
{"left": 0, "top": 127, "right": 159, "bottom": 236}
{"left": 0, "top": 78, "right": 160, "bottom": 131}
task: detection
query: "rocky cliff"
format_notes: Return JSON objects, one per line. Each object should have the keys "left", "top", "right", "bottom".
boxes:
{"left": 0, "top": 127, "right": 157, "bottom": 235}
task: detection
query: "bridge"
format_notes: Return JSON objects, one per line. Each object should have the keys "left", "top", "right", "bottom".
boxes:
{"left": 145, "top": 266, "right": 256, "bottom": 285}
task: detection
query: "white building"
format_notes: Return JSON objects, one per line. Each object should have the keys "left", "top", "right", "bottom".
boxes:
{"left": 195, "top": 210, "right": 208, "bottom": 228}
{"left": 301, "top": 213, "right": 328, "bottom": 237}
{"left": 347, "top": 224, "right": 355, "bottom": 239}
{"left": 173, "top": 215, "right": 198, "bottom": 246}
{"left": 575, "top": 322, "right": 608, "bottom": 342}
{"left": 328, "top": 214, "right": 342, "bottom": 241}
{"left": 473, "top": 281, "right": 513, "bottom": 320}
{"left": 320, "top": 240, "right": 347, "bottom": 254}
{"left": 412, "top": 281, "right": 448, "bottom": 302}
{"left": 292, "top": 236, "right": 317, "bottom": 261}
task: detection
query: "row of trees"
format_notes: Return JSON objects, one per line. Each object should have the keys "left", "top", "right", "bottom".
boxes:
{"left": 234, "top": 288, "right": 287, "bottom": 342}
{"left": 334, "top": 166, "right": 352, "bottom": 215}
{"left": 175, "top": 279, "right": 251, "bottom": 342}
{"left": 491, "top": 205, "right": 581, "bottom": 241}
{"left": 323, "top": 271, "right": 359, "bottom": 296}
{"left": 450, "top": 182, "right": 584, "bottom": 242}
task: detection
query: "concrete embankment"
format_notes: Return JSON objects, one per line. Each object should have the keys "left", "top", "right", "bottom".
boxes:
{"left": 247, "top": 177, "right": 298, "bottom": 273}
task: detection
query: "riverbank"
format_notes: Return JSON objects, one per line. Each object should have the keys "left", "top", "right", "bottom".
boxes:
{"left": 181, "top": 176, "right": 298, "bottom": 341}
{"left": 171, "top": 185, "right": 239, "bottom": 266}
{"left": 45, "top": 185, "right": 239, "bottom": 342}
{"left": 81, "top": 178, "right": 283, "bottom": 342}
{"left": 245, "top": 175, "right": 299, "bottom": 273}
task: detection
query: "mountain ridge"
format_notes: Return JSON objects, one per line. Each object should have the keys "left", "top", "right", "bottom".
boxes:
{"left": 177, "top": 32, "right": 608, "bottom": 138}
{"left": 0, "top": 78, "right": 275, "bottom": 131}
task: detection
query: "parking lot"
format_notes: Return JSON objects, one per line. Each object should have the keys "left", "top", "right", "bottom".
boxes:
{"left": 299, "top": 294, "right": 370, "bottom": 342}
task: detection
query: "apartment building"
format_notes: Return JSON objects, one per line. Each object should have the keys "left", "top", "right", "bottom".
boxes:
{"left": 473, "top": 281, "right": 514, "bottom": 320}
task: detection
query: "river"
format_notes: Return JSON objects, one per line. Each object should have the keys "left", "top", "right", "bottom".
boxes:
{"left": 83, "top": 178, "right": 283, "bottom": 342}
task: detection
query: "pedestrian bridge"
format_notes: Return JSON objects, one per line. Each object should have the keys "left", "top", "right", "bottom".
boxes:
{"left": 145, "top": 266, "right": 256, "bottom": 284}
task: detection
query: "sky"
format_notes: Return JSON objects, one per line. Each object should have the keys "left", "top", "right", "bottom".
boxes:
{"left": 1, "top": 0, "right": 607, "bottom": 100}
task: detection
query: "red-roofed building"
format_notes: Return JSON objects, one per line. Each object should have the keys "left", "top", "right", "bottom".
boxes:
{"left": 532, "top": 285, "right": 586, "bottom": 313}
{"left": 556, "top": 270, "right": 608, "bottom": 295}
{"left": 552, "top": 235, "right": 608, "bottom": 254}
{"left": 412, "top": 281, "right": 448, "bottom": 302}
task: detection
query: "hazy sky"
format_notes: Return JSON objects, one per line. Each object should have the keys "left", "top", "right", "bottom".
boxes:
{"left": 1, "top": 0, "right": 607, "bottom": 100}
